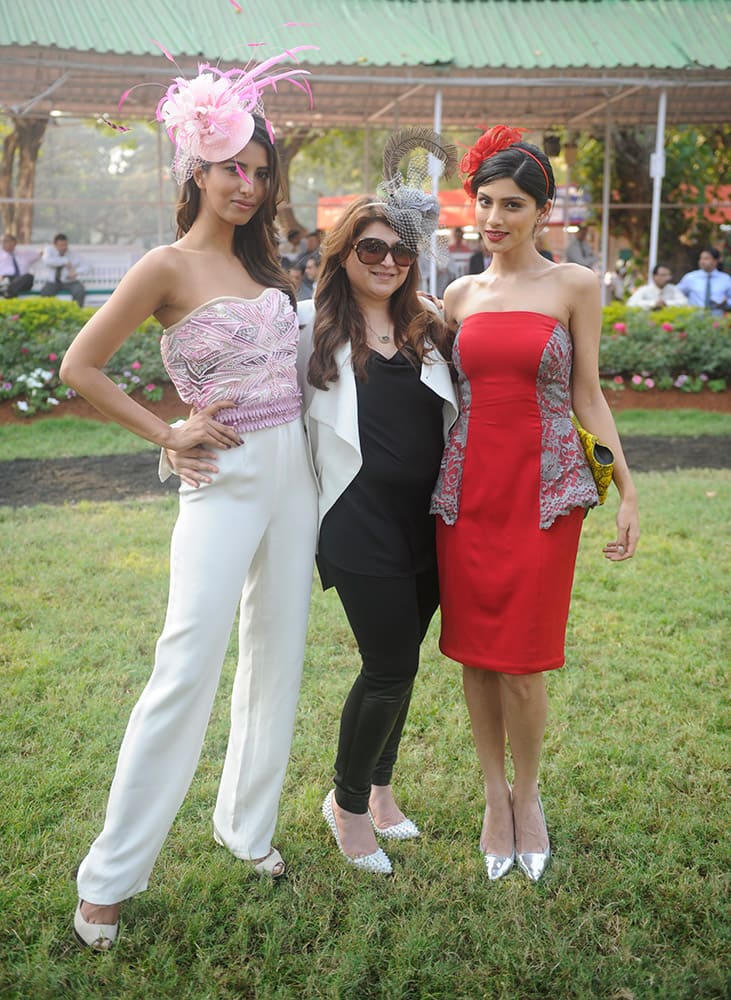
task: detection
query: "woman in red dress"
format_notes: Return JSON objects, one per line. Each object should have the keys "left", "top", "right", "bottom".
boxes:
{"left": 431, "top": 126, "right": 640, "bottom": 882}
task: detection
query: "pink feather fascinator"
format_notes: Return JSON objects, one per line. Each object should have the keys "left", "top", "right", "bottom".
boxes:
{"left": 119, "top": 43, "right": 316, "bottom": 183}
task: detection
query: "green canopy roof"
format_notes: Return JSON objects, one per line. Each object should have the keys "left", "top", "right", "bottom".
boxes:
{"left": 2, "top": 0, "right": 729, "bottom": 126}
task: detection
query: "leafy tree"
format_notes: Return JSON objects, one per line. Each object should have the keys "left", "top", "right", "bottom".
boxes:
{"left": 573, "top": 125, "right": 731, "bottom": 276}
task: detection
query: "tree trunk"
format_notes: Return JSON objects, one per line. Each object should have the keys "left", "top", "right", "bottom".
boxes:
{"left": 276, "top": 127, "right": 323, "bottom": 235}
{"left": 0, "top": 129, "right": 19, "bottom": 234}
{"left": 0, "top": 115, "right": 48, "bottom": 241}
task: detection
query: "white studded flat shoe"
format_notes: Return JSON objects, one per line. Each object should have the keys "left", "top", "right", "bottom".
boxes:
{"left": 322, "top": 791, "right": 393, "bottom": 875}
{"left": 368, "top": 811, "right": 420, "bottom": 841}
{"left": 74, "top": 901, "right": 118, "bottom": 952}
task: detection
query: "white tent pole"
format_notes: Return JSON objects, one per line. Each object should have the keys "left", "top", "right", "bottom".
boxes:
{"left": 429, "top": 87, "right": 443, "bottom": 296}
{"left": 648, "top": 88, "right": 667, "bottom": 274}
{"left": 600, "top": 112, "right": 612, "bottom": 306}
{"left": 156, "top": 125, "right": 165, "bottom": 245}
{"left": 364, "top": 122, "right": 371, "bottom": 192}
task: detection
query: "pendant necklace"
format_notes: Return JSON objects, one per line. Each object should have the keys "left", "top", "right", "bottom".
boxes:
{"left": 367, "top": 321, "right": 393, "bottom": 344}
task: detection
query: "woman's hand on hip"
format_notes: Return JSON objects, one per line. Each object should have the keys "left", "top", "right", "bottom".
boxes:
{"left": 164, "top": 400, "right": 242, "bottom": 453}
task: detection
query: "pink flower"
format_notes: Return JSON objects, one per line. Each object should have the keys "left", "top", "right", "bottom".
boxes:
{"left": 661, "top": 322, "right": 673, "bottom": 332}
{"left": 644, "top": 378, "right": 655, "bottom": 388}
{"left": 145, "top": 383, "right": 156, "bottom": 392}
{"left": 20, "top": 346, "right": 28, "bottom": 354}
{"left": 613, "top": 375, "right": 624, "bottom": 385}
{"left": 613, "top": 322, "right": 627, "bottom": 333}
{"left": 10, "top": 314, "right": 19, "bottom": 321}
{"left": 48, "top": 352, "right": 58, "bottom": 361}
{"left": 700, "top": 373, "right": 709, "bottom": 382}
{"left": 678, "top": 331, "right": 687, "bottom": 340}
{"left": 131, "top": 360, "right": 142, "bottom": 370}
{"left": 631, "top": 374, "right": 642, "bottom": 385}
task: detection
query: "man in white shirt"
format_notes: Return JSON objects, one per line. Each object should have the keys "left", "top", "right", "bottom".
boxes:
{"left": 39, "top": 233, "right": 88, "bottom": 307}
{"left": 677, "top": 249, "right": 731, "bottom": 315}
{"left": 0, "top": 233, "right": 40, "bottom": 298}
{"left": 626, "top": 264, "right": 688, "bottom": 310}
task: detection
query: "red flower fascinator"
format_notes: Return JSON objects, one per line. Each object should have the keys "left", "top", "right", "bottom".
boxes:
{"left": 460, "top": 125, "right": 526, "bottom": 194}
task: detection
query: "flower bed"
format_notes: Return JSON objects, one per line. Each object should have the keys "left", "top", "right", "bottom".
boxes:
{"left": 600, "top": 304, "right": 731, "bottom": 396}
{"left": 1, "top": 299, "right": 729, "bottom": 417}
{"left": 0, "top": 298, "right": 166, "bottom": 416}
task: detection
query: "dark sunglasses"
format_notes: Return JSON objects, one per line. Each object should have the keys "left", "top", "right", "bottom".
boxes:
{"left": 352, "top": 237, "right": 417, "bottom": 268}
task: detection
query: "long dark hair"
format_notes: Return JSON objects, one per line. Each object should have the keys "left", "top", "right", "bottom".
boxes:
{"left": 175, "top": 116, "right": 295, "bottom": 308}
{"left": 307, "top": 196, "right": 450, "bottom": 389}
{"left": 468, "top": 142, "right": 555, "bottom": 207}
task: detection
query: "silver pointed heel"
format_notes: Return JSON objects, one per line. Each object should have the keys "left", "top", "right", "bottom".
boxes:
{"left": 481, "top": 784, "right": 515, "bottom": 881}
{"left": 483, "top": 848, "right": 515, "bottom": 881}
{"left": 322, "top": 791, "right": 393, "bottom": 874}
{"left": 515, "top": 795, "right": 550, "bottom": 882}
{"left": 73, "top": 901, "right": 118, "bottom": 952}
{"left": 368, "top": 810, "right": 420, "bottom": 841}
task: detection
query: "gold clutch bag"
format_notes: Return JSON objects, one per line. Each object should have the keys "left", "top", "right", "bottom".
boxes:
{"left": 571, "top": 414, "right": 614, "bottom": 505}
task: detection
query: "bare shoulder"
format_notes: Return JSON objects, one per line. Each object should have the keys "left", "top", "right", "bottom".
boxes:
{"left": 134, "top": 244, "right": 183, "bottom": 280}
{"left": 443, "top": 273, "right": 475, "bottom": 321}
{"left": 554, "top": 261, "right": 601, "bottom": 294}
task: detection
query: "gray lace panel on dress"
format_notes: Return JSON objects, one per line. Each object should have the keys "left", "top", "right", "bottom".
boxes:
{"left": 430, "top": 333, "right": 470, "bottom": 525}
{"left": 537, "top": 321, "right": 598, "bottom": 529}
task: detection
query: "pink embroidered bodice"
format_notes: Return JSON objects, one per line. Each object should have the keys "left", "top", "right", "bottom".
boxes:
{"left": 160, "top": 290, "right": 301, "bottom": 434}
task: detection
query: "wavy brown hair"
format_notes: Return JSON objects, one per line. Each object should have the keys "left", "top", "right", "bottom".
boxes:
{"left": 175, "top": 116, "right": 295, "bottom": 309}
{"left": 307, "top": 196, "right": 450, "bottom": 389}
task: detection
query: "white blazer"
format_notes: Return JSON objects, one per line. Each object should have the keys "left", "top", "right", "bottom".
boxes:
{"left": 296, "top": 299, "right": 459, "bottom": 530}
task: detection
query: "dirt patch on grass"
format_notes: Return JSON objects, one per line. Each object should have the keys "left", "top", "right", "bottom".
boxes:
{"left": 1, "top": 436, "right": 729, "bottom": 509}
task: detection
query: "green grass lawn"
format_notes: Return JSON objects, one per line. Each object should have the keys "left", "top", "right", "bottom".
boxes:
{"left": 1, "top": 409, "right": 730, "bottom": 462}
{"left": 0, "top": 469, "right": 728, "bottom": 998}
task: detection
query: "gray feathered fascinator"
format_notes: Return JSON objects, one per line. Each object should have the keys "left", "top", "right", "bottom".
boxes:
{"left": 376, "top": 127, "right": 458, "bottom": 262}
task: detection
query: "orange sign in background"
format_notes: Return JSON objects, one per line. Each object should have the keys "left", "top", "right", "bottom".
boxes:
{"left": 316, "top": 190, "right": 476, "bottom": 231}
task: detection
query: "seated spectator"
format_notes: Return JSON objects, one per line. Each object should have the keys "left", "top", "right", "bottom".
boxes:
{"left": 677, "top": 248, "right": 731, "bottom": 314}
{"left": 469, "top": 247, "right": 492, "bottom": 274}
{"left": 302, "top": 255, "right": 320, "bottom": 296}
{"left": 280, "top": 228, "right": 306, "bottom": 268}
{"left": 449, "top": 227, "right": 470, "bottom": 253}
{"left": 565, "top": 225, "right": 598, "bottom": 269}
{"left": 39, "top": 233, "right": 87, "bottom": 307}
{"left": 287, "top": 263, "right": 311, "bottom": 302}
{"left": 295, "top": 230, "right": 321, "bottom": 269}
{"left": 627, "top": 264, "right": 688, "bottom": 310}
{"left": 0, "top": 233, "right": 39, "bottom": 298}
{"left": 536, "top": 234, "right": 555, "bottom": 262}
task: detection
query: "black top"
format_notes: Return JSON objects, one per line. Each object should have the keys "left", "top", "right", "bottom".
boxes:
{"left": 318, "top": 349, "right": 444, "bottom": 581}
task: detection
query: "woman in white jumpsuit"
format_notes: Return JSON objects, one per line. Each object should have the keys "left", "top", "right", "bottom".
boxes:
{"left": 60, "top": 55, "right": 317, "bottom": 951}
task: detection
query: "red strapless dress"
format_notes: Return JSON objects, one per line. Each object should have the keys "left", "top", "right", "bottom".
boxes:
{"left": 435, "top": 311, "right": 586, "bottom": 674}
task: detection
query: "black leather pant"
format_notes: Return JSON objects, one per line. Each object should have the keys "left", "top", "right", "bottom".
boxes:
{"left": 321, "top": 559, "right": 439, "bottom": 814}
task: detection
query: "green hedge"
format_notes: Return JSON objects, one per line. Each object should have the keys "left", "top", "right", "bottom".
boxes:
{"left": 1, "top": 298, "right": 729, "bottom": 416}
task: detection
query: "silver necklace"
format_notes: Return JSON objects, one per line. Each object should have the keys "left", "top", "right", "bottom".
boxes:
{"left": 366, "top": 321, "right": 393, "bottom": 344}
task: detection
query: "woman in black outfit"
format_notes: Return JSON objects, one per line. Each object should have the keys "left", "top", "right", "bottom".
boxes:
{"left": 300, "top": 137, "right": 458, "bottom": 872}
